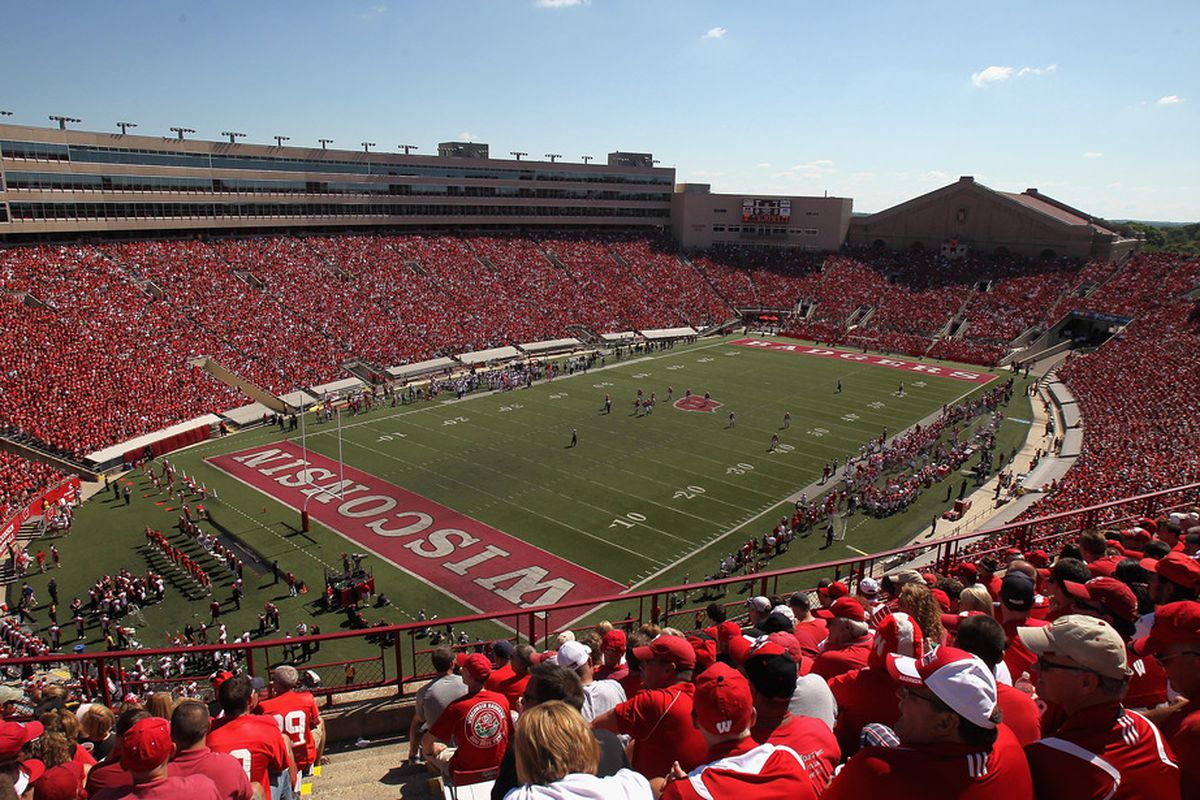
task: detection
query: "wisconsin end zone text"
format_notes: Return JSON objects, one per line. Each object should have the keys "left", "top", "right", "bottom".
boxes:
{"left": 207, "top": 441, "right": 624, "bottom": 614}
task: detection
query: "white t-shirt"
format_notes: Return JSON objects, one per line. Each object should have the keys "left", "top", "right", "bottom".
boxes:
{"left": 581, "top": 679, "right": 627, "bottom": 722}
{"left": 503, "top": 770, "right": 652, "bottom": 800}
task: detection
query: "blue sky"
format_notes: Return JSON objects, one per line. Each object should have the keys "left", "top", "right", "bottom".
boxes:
{"left": 4, "top": 1, "right": 1196, "bottom": 220}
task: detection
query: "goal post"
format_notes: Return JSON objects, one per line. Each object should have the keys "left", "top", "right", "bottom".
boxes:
{"left": 298, "top": 402, "right": 348, "bottom": 531}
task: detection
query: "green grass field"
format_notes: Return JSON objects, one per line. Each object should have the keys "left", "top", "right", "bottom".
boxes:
{"left": 12, "top": 335, "right": 1032, "bottom": 670}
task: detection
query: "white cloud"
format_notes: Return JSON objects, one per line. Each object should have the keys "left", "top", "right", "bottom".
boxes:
{"left": 702, "top": 27, "right": 727, "bottom": 40}
{"left": 1157, "top": 95, "right": 1184, "bottom": 105}
{"left": 919, "top": 170, "right": 951, "bottom": 183}
{"left": 458, "top": 132, "right": 478, "bottom": 142}
{"left": 1017, "top": 64, "right": 1057, "bottom": 77}
{"left": 1083, "top": 151, "right": 1104, "bottom": 158}
{"left": 775, "top": 159, "right": 835, "bottom": 180}
{"left": 971, "top": 63, "right": 1056, "bottom": 88}
{"left": 358, "top": 4, "right": 386, "bottom": 20}
{"left": 754, "top": 162, "right": 771, "bottom": 169}
{"left": 535, "top": 0, "right": 589, "bottom": 7}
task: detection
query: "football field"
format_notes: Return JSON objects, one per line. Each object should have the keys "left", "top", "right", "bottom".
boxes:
{"left": 21, "top": 335, "right": 1032, "bottom": 663}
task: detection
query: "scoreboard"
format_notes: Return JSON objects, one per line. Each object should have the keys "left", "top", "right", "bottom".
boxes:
{"left": 742, "top": 198, "right": 791, "bottom": 224}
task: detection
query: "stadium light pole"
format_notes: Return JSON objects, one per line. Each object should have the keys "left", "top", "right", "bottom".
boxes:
{"left": 222, "top": 131, "right": 246, "bottom": 144}
{"left": 169, "top": 126, "right": 195, "bottom": 141}
{"left": 545, "top": 153, "right": 561, "bottom": 163}
{"left": 361, "top": 141, "right": 376, "bottom": 152}
{"left": 318, "top": 138, "right": 334, "bottom": 150}
{"left": 116, "top": 121, "right": 137, "bottom": 135}
{"left": 398, "top": 144, "right": 418, "bottom": 155}
{"left": 580, "top": 155, "right": 593, "bottom": 164}
{"left": 511, "top": 151, "right": 527, "bottom": 161}
{"left": 274, "top": 135, "right": 290, "bottom": 147}
{"left": 49, "top": 115, "right": 81, "bottom": 130}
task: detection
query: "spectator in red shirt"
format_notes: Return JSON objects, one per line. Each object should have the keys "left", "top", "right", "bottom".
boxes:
{"left": 954, "top": 615, "right": 1041, "bottom": 747}
{"left": 1144, "top": 552, "right": 1200, "bottom": 606}
{"left": 1134, "top": 601, "right": 1200, "bottom": 799}
{"left": 167, "top": 701, "right": 255, "bottom": 800}
{"left": 425, "top": 653, "right": 512, "bottom": 778}
{"left": 206, "top": 677, "right": 293, "bottom": 800}
{"left": 256, "top": 666, "right": 324, "bottom": 775}
{"left": 91, "top": 717, "right": 221, "bottom": 800}
{"left": 595, "top": 630, "right": 629, "bottom": 682}
{"left": 828, "top": 612, "right": 923, "bottom": 757}
{"left": 811, "top": 598, "right": 873, "bottom": 680}
{"left": 659, "top": 662, "right": 818, "bottom": 800}
{"left": 998, "top": 571, "right": 1046, "bottom": 682}
{"left": 825, "top": 646, "right": 1032, "bottom": 799}
{"left": 485, "top": 642, "right": 532, "bottom": 710}
{"left": 789, "top": 591, "right": 828, "bottom": 648}
{"left": 1020, "top": 615, "right": 1180, "bottom": 800}
{"left": 593, "top": 635, "right": 708, "bottom": 782}
{"left": 734, "top": 637, "right": 840, "bottom": 791}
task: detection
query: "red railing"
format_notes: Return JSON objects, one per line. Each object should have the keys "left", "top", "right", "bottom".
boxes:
{"left": 1, "top": 482, "right": 1195, "bottom": 706}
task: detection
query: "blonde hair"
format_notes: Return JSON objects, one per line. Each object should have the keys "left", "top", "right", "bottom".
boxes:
{"left": 898, "top": 582, "right": 946, "bottom": 647}
{"left": 146, "top": 692, "right": 176, "bottom": 720}
{"left": 513, "top": 701, "right": 598, "bottom": 785}
{"left": 81, "top": 704, "right": 116, "bottom": 740}
{"left": 957, "top": 585, "right": 994, "bottom": 613}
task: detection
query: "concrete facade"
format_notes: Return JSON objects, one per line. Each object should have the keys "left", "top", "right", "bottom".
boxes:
{"left": 671, "top": 184, "right": 853, "bottom": 251}
{"left": 847, "top": 176, "right": 1139, "bottom": 262}
{"left": 0, "top": 124, "right": 673, "bottom": 238}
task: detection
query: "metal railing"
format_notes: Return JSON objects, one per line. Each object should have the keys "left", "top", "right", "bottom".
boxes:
{"left": 1, "top": 482, "right": 1195, "bottom": 706}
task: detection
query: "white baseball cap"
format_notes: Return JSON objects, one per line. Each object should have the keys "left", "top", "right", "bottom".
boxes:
{"left": 888, "top": 646, "right": 998, "bottom": 730}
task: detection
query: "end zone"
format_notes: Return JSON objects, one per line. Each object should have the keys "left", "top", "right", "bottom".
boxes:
{"left": 731, "top": 338, "right": 996, "bottom": 384}
{"left": 207, "top": 441, "right": 624, "bottom": 615}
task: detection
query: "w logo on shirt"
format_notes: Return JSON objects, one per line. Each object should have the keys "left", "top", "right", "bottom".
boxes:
{"left": 715, "top": 720, "right": 733, "bottom": 733}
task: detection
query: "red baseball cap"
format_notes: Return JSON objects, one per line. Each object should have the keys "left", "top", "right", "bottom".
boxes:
{"left": 12, "top": 759, "right": 44, "bottom": 796}
{"left": 819, "top": 581, "right": 849, "bottom": 600}
{"left": 120, "top": 717, "right": 174, "bottom": 772}
{"left": 601, "top": 629, "right": 627, "bottom": 654}
{"left": 34, "top": 762, "right": 84, "bottom": 800}
{"left": 1142, "top": 552, "right": 1200, "bottom": 591}
{"left": 461, "top": 653, "right": 493, "bottom": 682}
{"left": 1028, "top": 550, "right": 1050, "bottom": 568}
{"left": 953, "top": 562, "right": 978, "bottom": 580}
{"left": 1134, "top": 601, "right": 1200, "bottom": 656}
{"left": 687, "top": 636, "right": 717, "bottom": 673}
{"left": 715, "top": 621, "right": 742, "bottom": 645}
{"left": 830, "top": 596, "right": 867, "bottom": 622}
{"left": 693, "top": 662, "right": 753, "bottom": 736}
{"left": 1064, "top": 577, "right": 1138, "bottom": 622}
{"left": 632, "top": 635, "right": 696, "bottom": 671}
{"left": 930, "top": 588, "right": 952, "bottom": 612}
{"left": 0, "top": 720, "right": 43, "bottom": 759}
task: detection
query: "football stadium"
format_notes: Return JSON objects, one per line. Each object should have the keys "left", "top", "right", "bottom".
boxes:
{"left": 1, "top": 13, "right": 1198, "bottom": 799}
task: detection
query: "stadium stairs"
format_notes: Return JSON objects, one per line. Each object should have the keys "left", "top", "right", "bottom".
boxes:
{"left": 0, "top": 437, "right": 98, "bottom": 481}
{"left": 188, "top": 356, "right": 291, "bottom": 413}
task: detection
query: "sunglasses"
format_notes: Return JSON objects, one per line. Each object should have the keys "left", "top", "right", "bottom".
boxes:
{"left": 1035, "top": 657, "right": 1094, "bottom": 674}
{"left": 900, "top": 686, "right": 947, "bottom": 709}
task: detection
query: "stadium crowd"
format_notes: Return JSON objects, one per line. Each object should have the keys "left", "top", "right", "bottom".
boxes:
{"left": 402, "top": 520, "right": 1199, "bottom": 799}
{"left": 0, "top": 523, "right": 1197, "bottom": 798}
